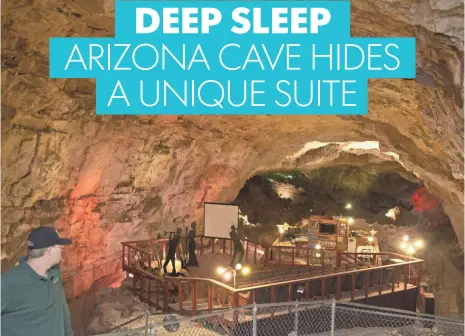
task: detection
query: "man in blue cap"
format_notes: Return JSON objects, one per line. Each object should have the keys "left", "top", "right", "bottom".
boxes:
{"left": 1, "top": 226, "right": 74, "bottom": 336}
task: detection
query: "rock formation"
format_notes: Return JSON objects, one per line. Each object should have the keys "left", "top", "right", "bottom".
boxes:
{"left": 1, "top": 0, "right": 463, "bottom": 282}
{"left": 234, "top": 167, "right": 452, "bottom": 229}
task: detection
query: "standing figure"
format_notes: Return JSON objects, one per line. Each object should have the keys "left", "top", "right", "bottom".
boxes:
{"left": 1, "top": 226, "right": 74, "bottom": 336}
{"left": 163, "top": 228, "right": 182, "bottom": 275}
{"left": 187, "top": 222, "right": 199, "bottom": 267}
{"left": 229, "top": 225, "right": 244, "bottom": 267}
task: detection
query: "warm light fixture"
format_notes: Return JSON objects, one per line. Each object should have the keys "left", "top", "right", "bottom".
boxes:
{"left": 367, "top": 236, "right": 374, "bottom": 243}
{"left": 315, "top": 244, "right": 321, "bottom": 250}
{"left": 218, "top": 264, "right": 250, "bottom": 288}
{"left": 316, "top": 252, "right": 321, "bottom": 258}
{"left": 414, "top": 240, "right": 423, "bottom": 248}
{"left": 345, "top": 203, "right": 352, "bottom": 209}
{"left": 279, "top": 227, "right": 284, "bottom": 234}
{"left": 399, "top": 238, "right": 424, "bottom": 285}
{"left": 400, "top": 238, "right": 424, "bottom": 255}
{"left": 347, "top": 217, "right": 354, "bottom": 224}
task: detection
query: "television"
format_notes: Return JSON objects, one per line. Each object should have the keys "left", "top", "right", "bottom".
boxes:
{"left": 319, "top": 223, "right": 336, "bottom": 235}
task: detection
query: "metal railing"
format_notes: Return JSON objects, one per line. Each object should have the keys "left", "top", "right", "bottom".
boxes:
{"left": 63, "top": 251, "right": 122, "bottom": 299}
{"left": 89, "top": 300, "right": 465, "bottom": 336}
{"left": 63, "top": 253, "right": 124, "bottom": 335}
{"left": 81, "top": 270, "right": 126, "bottom": 335}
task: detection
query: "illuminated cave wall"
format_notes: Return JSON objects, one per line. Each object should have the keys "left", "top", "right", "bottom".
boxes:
{"left": 234, "top": 167, "right": 453, "bottom": 230}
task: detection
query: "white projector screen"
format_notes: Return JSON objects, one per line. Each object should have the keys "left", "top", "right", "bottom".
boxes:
{"left": 204, "top": 202, "right": 239, "bottom": 239}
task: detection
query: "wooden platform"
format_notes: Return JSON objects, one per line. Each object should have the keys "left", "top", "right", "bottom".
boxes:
{"left": 122, "top": 236, "right": 425, "bottom": 317}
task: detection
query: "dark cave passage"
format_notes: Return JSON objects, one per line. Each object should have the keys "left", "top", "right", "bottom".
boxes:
{"left": 234, "top": 166, "right": 452, "bottom": 231}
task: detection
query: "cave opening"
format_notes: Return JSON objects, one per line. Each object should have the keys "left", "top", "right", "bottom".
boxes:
{"left": 233, "top": 165, "right": 463, "bottom": 317}
{"left": 236, "top": 166, "right": 453, "bottom": 226}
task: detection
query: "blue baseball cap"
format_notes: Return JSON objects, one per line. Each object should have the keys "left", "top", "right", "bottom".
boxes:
{"left": 27, "top": 226, "right": 72, "bottom": 250}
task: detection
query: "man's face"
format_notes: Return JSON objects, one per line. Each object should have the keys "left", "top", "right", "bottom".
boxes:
{"left": 48, "top": 245, "right": 64, "bottom": 265}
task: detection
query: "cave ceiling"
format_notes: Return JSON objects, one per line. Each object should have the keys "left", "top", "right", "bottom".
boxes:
{"left": 1, "top": 0, "right": 463, "bottom": 269}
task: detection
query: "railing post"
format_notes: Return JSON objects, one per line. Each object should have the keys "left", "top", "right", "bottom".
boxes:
{"left": 122, "top": 244, "right": 125, "bottom": 271}
{"left": 321, "top": 250, "right": 325, "bottom": 271}
{"left": 199, "top": 236, "right": 202, "bottom": 256}
{"left": 264, "top": 247, "right": 269, "bottom": 267}
{"left": 294, "top": 300, "right": 299, "bottom": 335}
{"left": 208, "top": 284, "right": 213, "bottom": 312}
{"left": 233, "top": 293, "right": 239, "bottom": 326}
{"left": 144, "top": 311, "right": 149, "bottom": 336}
{"left": 163, "top": 280, "right": 169, "bottom": 312}
{"left": 178, "top": 279, "right": 183, "bottom": 312}
{"left": 330, "top": 299, "right": 336, "bottom": 336}
{"left": 192, "top": 281, "right": 197, "bottom": 316}
{"left": 254, "top": 244, "right": 257, "bottom": 264}
{"left": 252, "top": 302, "right": 257, "bottom": 336}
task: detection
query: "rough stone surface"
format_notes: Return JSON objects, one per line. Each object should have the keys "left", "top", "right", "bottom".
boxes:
{"left": 86, "top": 279, "right": 160, "bottom": 334}
{"left": 1, "top": 0, "right": 463, "bottom": 288}
{"left": 234, "top": 169, "right": 452, "bottom": 228}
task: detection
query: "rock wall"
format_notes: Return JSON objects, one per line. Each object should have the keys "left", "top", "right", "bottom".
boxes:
{"left": 234, "top": 168, "right": 452, "bottom": 229}
{"left": 1, "top": 0, "right": 463, "bottom": 276}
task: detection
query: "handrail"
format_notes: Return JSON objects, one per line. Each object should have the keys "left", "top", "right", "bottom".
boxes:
{"left": 130, "top": 252, "right": 424, "bottom": 294}
{"left": 63, "top": 253, "right": 123, "bottom": 299}
{"left": 123, "top": 236, "right": 402, "bottom": 258}
{"left": 234, "top": 258, "right": 424, "bottom": 292}
{"left": 121, "top": 236, "right": 266, "bottom": 249}
{"left": 62, "top": 251, "right": 122, "bottom": 280}
{"left": 340, "top": 251, "right": 422, "bottom": 261}
{"left": 135, "top": 266, "right": 235, "bottom": 291}
{"left": 123, "top": 244, "right": 150, "bottom": 255}
{"left": 121, "top": 238, "right": 169, "bottom": 245}
{"left": 121, "top": 235, "right": 271, "bottom": 269}
{"left": 121, "top": 235, "right": 323, "bottom": 266}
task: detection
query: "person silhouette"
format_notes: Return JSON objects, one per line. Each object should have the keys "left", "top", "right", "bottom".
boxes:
{"left": 163, "top": 228, "right": 182, "bottom": 275}
{"left": 229, "top": 225, "right": 244, "bottom": 267}
{"left": 187, "top": 222, "right": 199, "bottom": 267}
